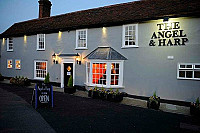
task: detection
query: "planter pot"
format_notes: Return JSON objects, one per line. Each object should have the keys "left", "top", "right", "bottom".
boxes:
{"left": 92, "top": 91, "right": 99, "bottom": 99}
{"left": 113, "top": 94, "right": 123, "bottom": 102}
{"left": 88, "top": 90, "right": 92, "bottom": 97}
{"left": 99, "top": 92, "right": 106, "bottom": 100}
{"left": 190, "top": 104, "right": 200, "bottom": 116}
{"left": 147, "top": 97, "right": 160, "bottom": 110}
{"left": 64, "top": 87, "right": 76, "bottom": 94}
{"left": 106, "top": 93, "right": 114, "bottom": 101}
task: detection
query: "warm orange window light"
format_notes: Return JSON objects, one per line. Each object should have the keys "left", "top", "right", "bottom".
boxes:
{"left": 92, "top": 63, "right": 106, "bottom": 84}
{"left": 15, "top": 60, "right": 21, "bottom": 69}
{"left": 7, "top": 60, "right": 12, "bottom": 68}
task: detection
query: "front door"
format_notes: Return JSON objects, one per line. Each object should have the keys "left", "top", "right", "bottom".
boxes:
{"left": 64, "top": 63, "right": 73, "bottom": 87}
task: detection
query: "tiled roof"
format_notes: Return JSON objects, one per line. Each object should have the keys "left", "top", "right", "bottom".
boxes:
{"left": 84, "top": 47, "right": 127, "bottom": 60}
{"left": 1, "top": 0, "right": 200, "bottom": 38}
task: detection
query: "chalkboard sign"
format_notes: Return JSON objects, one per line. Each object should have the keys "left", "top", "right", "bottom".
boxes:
{"left": 34, "top": 84, "right": 53, "bottom": 109}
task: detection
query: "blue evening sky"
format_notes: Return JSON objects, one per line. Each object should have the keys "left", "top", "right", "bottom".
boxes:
{"left": 0, "top": 0, "right": 137, "bottom": 34}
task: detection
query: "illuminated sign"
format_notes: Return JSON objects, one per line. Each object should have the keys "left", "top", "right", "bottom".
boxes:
{"left": 149, "top": 22, "right": 189, "bottom": 46}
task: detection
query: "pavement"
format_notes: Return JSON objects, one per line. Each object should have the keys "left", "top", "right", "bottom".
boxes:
{"left": 0, "top": 87, "right": 56, "bottom": 133}
{"left": 0, "top": 81, "right": 200, "bottom": 133}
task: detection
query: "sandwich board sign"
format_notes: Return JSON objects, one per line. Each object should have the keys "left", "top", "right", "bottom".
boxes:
{"left": 34, "top": 84, "right": 53, "bottom": 109}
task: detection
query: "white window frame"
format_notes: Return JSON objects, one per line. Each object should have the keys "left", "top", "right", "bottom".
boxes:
{"left": 86, "top": 60, "right": 124, "bottom": 88}
{"left": 122, "top": 24, "right": 138, "bottom": 48}
{"left": 177, "top": 63, "right": 200, "bottom": 80}
{"left": 7, "top": 59, "right": 12, "bottom": 69}
{"left": 15, "top": 59, "right": 21, "bottom": 70}
{"left": 37, "top": 34, "right": 45, "bottom": 51}
{"left": 7, "top": 38, "right": 13, "bottom": 51}
{"left": 34, "top": 60, "right": 48, "bottom": 80}
{"left": 76, "top": 29, "right": 88, "bottom": 49}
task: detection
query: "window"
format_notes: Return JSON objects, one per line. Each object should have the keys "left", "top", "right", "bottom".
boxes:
{"left": 7, "top": 38, "right": 13, "bottom": 51}
{"left": 111, "top": 63, "right": 120, "bottom": 85}
{"left": 86, "top": 62, "right": 90, "bottom": 84}
{"left": 92, "top": 63, "right": 107, "bottom": 85}
{"left": 15, "top": 60, "right": 21, "bottom": 69}
{"left": 34, "top": 61, "right": 47, "bottom": 79}
{"left": 178, "top": 63, "right": 200, "bottom": 80}
{"left": 7, "top": 59, "right": 12, "bottom": 68}
{"left": 37, "top": 34, "right": 45, "bottom": 50}
{"left": 122, "top": 24, "right": 138, "bottom": 48}
{"left": 86, "top": 61, "right": 123, "bottom": 87}
{"left": 76, "top": 29, "right": 87, "bottom": 49}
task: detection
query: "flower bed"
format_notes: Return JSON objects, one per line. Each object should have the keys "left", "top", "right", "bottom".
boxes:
{"left": 10, "top": 76, "right": 30, "bottom": 86}
{"left": 88, "top": 87, "right": 123, "bottom": 102}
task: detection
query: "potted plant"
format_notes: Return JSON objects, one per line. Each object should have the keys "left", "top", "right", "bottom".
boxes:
{"left": 64, "top": 75, "right": 76, "bottom": 94}
{"left": 106, "top": 88, "right": 114, "bottom": 101}
{"left": 99, "top": 87, "right": 106, "bottom": 100}
{"left": 88, "top": 88, "right": 93, "bottom": 97}
{"left": 92, "top": 86, "right": 99, "bottom": 99}
{"left": 147, "top": 91, "right": 160, "bottom": 110}
{"left": 113, "top": 89, "right": 123, "bottom": 102}
{"left": 190, "top": 97, "right": 200, "bottom": 116}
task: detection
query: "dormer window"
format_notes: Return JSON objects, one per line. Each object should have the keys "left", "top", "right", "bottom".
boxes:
{"left": 76, "top": 29, "right": 87, "bottom": 49}
{"left": 7, "top": 38, "right": 13, "bottom": 51}
{"left": 37, "top": 34, "right": 45, "bottom": 50}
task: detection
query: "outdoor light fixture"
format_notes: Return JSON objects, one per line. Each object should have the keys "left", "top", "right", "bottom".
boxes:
{"left": 163, "top": 17, "right": 169, "bottom": 22}
{"left": 76, "top": 53, "right": 81, "bottom": 65}
{"left": 52, "top": 53, "right": 58, "bottom": 64}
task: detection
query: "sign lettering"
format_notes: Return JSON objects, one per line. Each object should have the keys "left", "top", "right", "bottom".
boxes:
{"left": 149, "top": 22, "right": 189, "bottom": 47}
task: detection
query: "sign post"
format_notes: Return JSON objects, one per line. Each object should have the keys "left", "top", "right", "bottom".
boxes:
{"left": 35, "top": 84, "right": 53, "bottom": 109}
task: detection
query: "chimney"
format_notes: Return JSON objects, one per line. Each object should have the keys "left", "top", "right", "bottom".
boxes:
{"left": 38, "top": 0, "right": 52, "bottom": 18}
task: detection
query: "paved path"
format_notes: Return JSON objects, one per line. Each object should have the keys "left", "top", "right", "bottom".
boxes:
{"left": 0, "top": 83, "right": 199, "bottom": 133}
{"left": 0, "top": 88, "right": 56, "bottom": 133}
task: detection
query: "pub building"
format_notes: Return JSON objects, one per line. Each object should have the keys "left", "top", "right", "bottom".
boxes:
{"left": 0, "top": 0, "right": 199, "bottom": 102}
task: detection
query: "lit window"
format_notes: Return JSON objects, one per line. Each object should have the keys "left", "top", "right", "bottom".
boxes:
{"left": 7, "top": 38, "right": 13, "bottom": 51}
{"left": 178, "top": 63, "right": 200, "bottom": 80}
{"left": 15, "top": 60, "right": 21, "bottom": 69}
{"left": 92, "top": 63, "right": 107, "bottom": 85}
{"left": 7, "top": 59, "right": 12, "bottom": 68}
{"left": 86, "top": 61, "right": 123, "bottom": 87}
{"left": 34, "top": 61, "right": 47, "bottom": 79}
{"left": 111, "top": 63, "right": 120, "bottom": 85}
{"left": 122, "top": 24, "right": 138, "bottom": 48}
{"left": 37, "top": 34, "right": 45, "bottom": 50}
{"left": 76, "top": 29, "right": 87, "bottom": 49}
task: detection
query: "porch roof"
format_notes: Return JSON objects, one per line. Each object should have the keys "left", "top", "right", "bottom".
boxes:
{"left": 84, "top": 47, "right": 127, "bottom": 60}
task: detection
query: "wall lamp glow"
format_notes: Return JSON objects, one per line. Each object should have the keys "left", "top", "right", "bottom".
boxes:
{"left": 52, "top": 53, "right": 58, "bottom": 64}
{"left": 163, "top": 17, "right": 169, "bottom": 22}
{"left": 76, "top": 53, "right": 81, "bottom": 65}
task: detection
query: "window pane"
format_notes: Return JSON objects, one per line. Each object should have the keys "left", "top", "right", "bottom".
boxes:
{"left": 186, "top": 71, "right": 193, "bottom": 78}
{"left": 35, "top": 61, "right": 47, "bottom": 78}
{"left": 180, "top": 65, "right": 185, "bottom": 68}
{"left": 92, "top": 63, "right": 107, "bottom": 85}
{"left": 195, "top": 65, "right": 200, "bottom": 69}
{"left": 186, "top": 65, "right": 192, "bottom": 68}
{"left": 194, "top": 71, "right": 200, "bottom": 78}
{"left": 179, "top": 71, "right": 185, "bottom": 77}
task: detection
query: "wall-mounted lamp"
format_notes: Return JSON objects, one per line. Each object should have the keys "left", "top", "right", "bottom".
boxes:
{"left": 52, "top": 53, "right": 58, "bottom": 64}
{"left": 76, "top": 53, "right": 81, "bottom": 65}
{"left": 163, "top": 17, "right": 169, "bottom": 22}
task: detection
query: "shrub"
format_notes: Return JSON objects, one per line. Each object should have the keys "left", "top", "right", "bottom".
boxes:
{"left": 67, "top": 75, "right": 73, "bottom": 87}
{"left": 44, "top": 72, "right": 50, "bottom": 84}
{"left": 10, "top": 76, "right": 30, "bottom": 86}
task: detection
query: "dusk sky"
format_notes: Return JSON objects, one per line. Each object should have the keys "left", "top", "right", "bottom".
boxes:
{"left": 0, "top": 0, "right": 137, "bottom": 34}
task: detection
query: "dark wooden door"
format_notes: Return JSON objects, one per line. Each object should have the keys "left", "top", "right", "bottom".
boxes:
{"left": 64, "top": 63, "right": 73, "bottom": 87}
